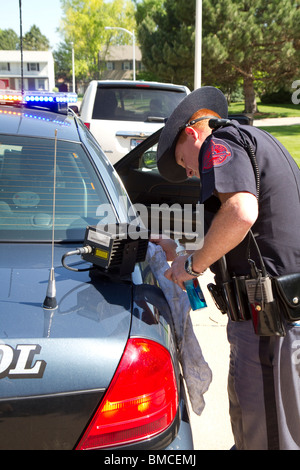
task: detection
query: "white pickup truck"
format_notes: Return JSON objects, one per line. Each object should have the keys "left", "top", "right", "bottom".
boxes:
{"left": 79, "top": 80, "right": 190, "bottom": 164}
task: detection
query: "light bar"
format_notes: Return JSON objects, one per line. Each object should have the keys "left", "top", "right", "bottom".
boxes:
{"left": 24, "top": 92, "right": 77, "bottom": 104}
{"left": 0, "top": 90, "right": 78, "bottom": 114}
{"left": 0, "top": 90, "right": 23, "bottom": 104}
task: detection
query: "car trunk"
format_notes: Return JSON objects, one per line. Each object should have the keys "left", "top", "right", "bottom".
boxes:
{"left": 0, "top": 243, "right": 132, "bottom": 449}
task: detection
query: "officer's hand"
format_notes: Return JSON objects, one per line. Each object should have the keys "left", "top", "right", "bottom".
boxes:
{"left": 150, "top": 236, "right": 178, "bottom": 261}
{"left": 164, "top": 254, "right": 194, "bottom": 290}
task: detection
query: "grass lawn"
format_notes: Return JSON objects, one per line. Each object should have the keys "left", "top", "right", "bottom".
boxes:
{"left": 258, "top": 125, "right": 300, "bottom": 167}
{"left": 228, "top": 101, "right": 300, "bottom": 167}
{"left": 228, "top": 101, "right": 300, "bottom": 119}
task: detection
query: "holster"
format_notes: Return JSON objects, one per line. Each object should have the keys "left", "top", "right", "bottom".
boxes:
{"left": 207, "top": 276, "right": 251, "bottom": 322}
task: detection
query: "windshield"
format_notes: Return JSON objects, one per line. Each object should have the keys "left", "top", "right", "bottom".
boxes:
{"left": 0, "top": 135, "right": 117, "bottom": 242}
{"left": 92, "top": 86, "right": 186, "bottom": 122}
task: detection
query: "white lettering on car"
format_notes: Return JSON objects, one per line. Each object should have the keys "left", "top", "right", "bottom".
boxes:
{"left": 0, "top": 344, "right": 46, "bottom": 379}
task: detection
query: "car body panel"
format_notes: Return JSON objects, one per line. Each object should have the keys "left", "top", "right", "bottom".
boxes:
{"left": 0, "top": 244, "right": 132, "bottom": 394}
{"left": 0, "top": 390, "right": 104, "bottom": 450}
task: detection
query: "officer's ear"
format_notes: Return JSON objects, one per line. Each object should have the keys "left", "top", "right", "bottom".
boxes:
{"left": 185, "top": 126, "right": 199, "bottom": 141}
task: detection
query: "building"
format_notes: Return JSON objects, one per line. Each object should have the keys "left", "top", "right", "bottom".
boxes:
{"left": 0, "top": 50, "right": 55, "bottom": 92}
{"left": 100, "top": 45, "right": 143, "bottom": 80}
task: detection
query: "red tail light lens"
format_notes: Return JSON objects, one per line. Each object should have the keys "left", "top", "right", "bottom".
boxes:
{"left": 76, "top": 338, "right": 178, "bottom": 450}
{"left": 84, "top": 122, "right": 90, "bottom": 129}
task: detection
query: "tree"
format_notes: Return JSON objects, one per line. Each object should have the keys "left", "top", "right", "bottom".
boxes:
{"left": 23, "top": 25, "right": 50, "bottom": 50}
{"left": 53, "top": 41, "right": 74, "bottom": 83}
{"left": 202, "top": 0, "right": 300, "bottom": 113}
{"left": 135, "top": 0, "right": 195, "bottom": 88}
{"left": 59, "top": 0, "right": 136, "bottom": 82}
{"left": 136, "top": 0, "right": 300, "bottom": 113}
{"left": 0, "top": 29, "right": 20, "bottom": 50}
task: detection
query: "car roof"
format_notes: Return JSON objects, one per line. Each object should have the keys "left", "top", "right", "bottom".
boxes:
{"left": 92, "top": 80, "right": 189, "bottom": 92}
{"left": 0, "top": 104, "right": 80, "bottom": 142}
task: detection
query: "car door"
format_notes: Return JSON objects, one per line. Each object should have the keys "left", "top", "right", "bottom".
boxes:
{"left": 114, "top": 115, "right": 251, "bottom": 243}
{"left": 114, "top": 128, "right": 202, "bottom": 244}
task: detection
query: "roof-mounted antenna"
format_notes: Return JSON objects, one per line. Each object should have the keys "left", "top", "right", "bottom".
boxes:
{"left": 43, "top": 129, "right": 58, "bottom": 310}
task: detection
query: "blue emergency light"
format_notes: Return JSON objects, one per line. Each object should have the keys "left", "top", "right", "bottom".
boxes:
{"left": 0, "top": 90, "right": 77, "bottom": 114}
{"left": 24, "top": 92, "right": 77, "bottom": 104}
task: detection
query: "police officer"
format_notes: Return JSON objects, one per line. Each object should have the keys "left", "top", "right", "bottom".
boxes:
{"left": 155, "top": 86, "right": 300, "bottom": 450}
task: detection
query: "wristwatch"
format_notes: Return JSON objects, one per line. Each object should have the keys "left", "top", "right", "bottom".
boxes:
{"left": 184, "top": 254, "right": 204, "bottom": 277}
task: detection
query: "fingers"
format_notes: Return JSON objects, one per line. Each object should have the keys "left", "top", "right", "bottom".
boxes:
{"left": 164, "top": 267, "right": 172, "bottom": 281}
{"left": 150, "top": 237, "right": 178, "bottom": 262}
{"left": 164, "top": 267, "right": 185, "bottom": 290}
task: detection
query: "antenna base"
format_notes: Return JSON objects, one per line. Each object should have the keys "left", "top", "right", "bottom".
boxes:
{"left": 43, "top": 268, "right": 58, "bottom": 310}
{"left": 43, "top": 296, "right": 58, "bottom": 310}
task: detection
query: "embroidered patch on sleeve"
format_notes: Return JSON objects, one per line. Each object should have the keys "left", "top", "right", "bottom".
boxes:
{"left": 202, "top": 138, "right": 233, "bottom": 172}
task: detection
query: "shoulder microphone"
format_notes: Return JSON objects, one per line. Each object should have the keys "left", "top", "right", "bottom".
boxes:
{"left": 208, "top": 118, "right": 232, "bottom": 129}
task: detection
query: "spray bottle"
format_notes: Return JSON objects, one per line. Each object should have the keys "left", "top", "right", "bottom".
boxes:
{"left": 175, "top": 241, "right": 207, "bottom": 311}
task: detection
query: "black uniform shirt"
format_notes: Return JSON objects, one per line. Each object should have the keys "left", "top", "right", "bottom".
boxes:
{"left": 199, "top": 123, "right": 300, "bottom": 277}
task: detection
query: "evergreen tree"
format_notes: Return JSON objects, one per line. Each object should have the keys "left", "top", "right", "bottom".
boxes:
{"left": 135, "top": 0, "right": 195, "bottom": 89}
{"left": 202, "top": 0, "right": 300, "bottom": 113}
{"left": 136, "top": 0, "right": 300, "bottom": 113}
{"left": 23, "top": 25, "right": 50, "bottom": 51}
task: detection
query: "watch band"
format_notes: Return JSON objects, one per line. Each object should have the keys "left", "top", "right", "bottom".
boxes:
{"left": 184, "top": 254, "right": 203, "bottom": 277}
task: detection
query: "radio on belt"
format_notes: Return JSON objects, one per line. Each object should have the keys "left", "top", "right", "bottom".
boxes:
{"left": 82, "top": 224, "right": 149, "bottom": 276}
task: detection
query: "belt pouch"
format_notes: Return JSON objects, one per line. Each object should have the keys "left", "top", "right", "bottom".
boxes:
{"left": 273, "top": 273, "right": 300, "bottom": 322}
{"left": 250, "top": 299, "right": 286, "bottom": 336}
{"left": 245, "top": 277, "right": 286, "bottom": 336}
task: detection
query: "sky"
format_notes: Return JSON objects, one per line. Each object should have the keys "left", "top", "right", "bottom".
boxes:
{"left": 0, "top": 0, "right": 63, "bottom": 49}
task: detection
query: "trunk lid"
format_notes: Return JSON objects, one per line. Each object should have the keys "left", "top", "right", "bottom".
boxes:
{"left": 0, "top": 243, "right": 132, "bottom": 449}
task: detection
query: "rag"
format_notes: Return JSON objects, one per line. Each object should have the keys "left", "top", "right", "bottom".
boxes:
{"left": 146, "top": 242, "right": 212, "bottom": 416}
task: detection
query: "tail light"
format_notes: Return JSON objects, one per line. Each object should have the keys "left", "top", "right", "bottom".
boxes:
{"left": 76, "top": 338, "right": 178, "bottom": 450}
{"left": 84, "top": 122, "right": 90, "bottom": 129}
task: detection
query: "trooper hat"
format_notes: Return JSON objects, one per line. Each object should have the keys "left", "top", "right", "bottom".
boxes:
{"left": 157, "top": 86, "right": 228, "bottom": 182}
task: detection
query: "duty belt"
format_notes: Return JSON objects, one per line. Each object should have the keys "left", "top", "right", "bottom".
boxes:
{"left": 207, "top": 256, "right": 287, "bottom": 336}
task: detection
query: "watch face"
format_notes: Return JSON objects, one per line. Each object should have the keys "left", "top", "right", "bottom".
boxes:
{"left": 185, "top": 255, "right": 193, "bottom": 275}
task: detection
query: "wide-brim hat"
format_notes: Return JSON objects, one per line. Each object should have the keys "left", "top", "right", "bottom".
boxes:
{"left": 157, "top": 86, "right": 228, "bottom": 182}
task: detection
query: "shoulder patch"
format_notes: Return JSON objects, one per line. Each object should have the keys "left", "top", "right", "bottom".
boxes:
{"left": 202, "top": 138, "right": 232, "bottom": 172}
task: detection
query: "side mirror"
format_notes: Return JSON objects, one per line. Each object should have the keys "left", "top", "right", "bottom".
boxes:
{"left": 142, "top": 150, "right": 157, "bottom": 169}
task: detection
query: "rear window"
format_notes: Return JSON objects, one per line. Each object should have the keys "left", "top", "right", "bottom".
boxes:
{"left": 92, "top": 86, "right": 186, "bottom": 122}
{"left": 0, "top": 135, "right": 117, "bottom": 242}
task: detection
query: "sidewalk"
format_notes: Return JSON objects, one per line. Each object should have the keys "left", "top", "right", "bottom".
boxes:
{"left": 253, "top": 116, "right": 300, "bottom": 126}
{"left": 188, "top": 270, "right": 234, "bottom": 450}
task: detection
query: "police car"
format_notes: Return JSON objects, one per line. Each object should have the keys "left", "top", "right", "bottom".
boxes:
{"left": 0, "top": 90, "right": 194, "bottom": 450}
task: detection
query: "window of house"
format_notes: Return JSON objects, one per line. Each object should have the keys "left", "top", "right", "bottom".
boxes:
{"left": 27, "top": 63, "right": 40, "bottom": 72}
{"left": 0, "top": 63, "right": 10, "bottom": 71}
{"left": 37, "top": 79, "right": 45, "bottom": 90}
{"left": 106, "top": 61, "right": 114, "bottom": 71}
{"left": 122, "top": 61, "right": 132, "bottom": 71}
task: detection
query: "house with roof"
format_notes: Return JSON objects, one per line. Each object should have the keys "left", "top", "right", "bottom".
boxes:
{"left": 0, "top": 50, "right": 55, "bottom": 92}
{"left": 100, "top": 45, "right": 143, "bottom": 80}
